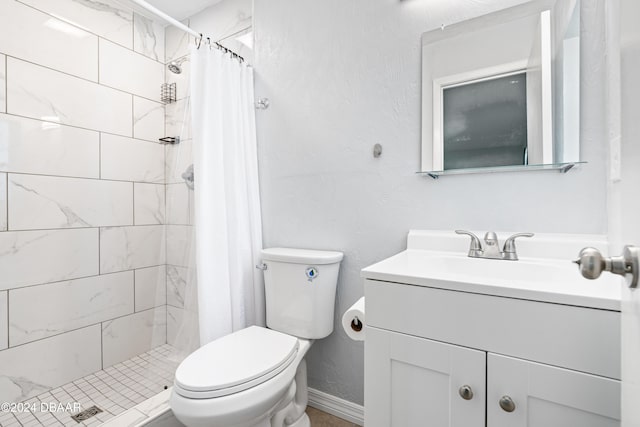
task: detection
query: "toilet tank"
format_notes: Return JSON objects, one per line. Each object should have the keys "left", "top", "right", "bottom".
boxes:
{"left": 261, "top": 248, "right": 343, "bottom": 339}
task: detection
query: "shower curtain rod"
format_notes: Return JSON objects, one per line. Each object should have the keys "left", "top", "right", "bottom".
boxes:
{"left": 129, "top": 0, "right": 245, "bottom": 62}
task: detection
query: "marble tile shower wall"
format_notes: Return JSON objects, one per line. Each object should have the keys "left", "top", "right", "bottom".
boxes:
{"left": 164, "top": 23, "right": 194, "bottom": 348}
{"left": 0, "top": 0, "right": 168, "bottom": 404}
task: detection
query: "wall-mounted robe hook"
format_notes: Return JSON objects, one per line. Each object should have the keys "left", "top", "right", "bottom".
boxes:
{"left": 373, "top": 143, "right": 382, "bottom": 158}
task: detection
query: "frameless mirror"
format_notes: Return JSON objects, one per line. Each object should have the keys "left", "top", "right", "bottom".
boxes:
{"left": 420, "top": 0, "right": 581, "bottom": 176}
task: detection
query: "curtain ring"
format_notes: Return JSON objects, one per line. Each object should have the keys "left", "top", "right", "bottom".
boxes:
{"left": 196, "top": 33, "right": 203, "bottom": 49}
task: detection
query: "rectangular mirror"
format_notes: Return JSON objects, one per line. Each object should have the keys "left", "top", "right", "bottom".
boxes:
{"left": 420, "top": 0, "right": 581, "bottom": 176}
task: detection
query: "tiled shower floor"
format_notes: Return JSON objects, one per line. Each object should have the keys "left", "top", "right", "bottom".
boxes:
{"left": 0, "top": 345, "right": 179, "bottom": 427}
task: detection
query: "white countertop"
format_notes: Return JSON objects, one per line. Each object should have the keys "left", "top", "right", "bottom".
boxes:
{"left": 361, "top": 231, "right": 622, "bottom": 311}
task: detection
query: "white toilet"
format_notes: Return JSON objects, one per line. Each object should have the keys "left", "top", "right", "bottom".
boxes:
{"left": 170, "top": 248, "right": 344, "bottom": 427}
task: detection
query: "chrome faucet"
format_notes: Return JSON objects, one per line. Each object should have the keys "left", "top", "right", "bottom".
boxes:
{"left": 455, "top": 230, "right": 534, "bottom": 261}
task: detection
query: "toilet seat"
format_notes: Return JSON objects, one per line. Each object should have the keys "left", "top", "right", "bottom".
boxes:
{"left": 174, "top": 326, "right": 299, "bottom": 399}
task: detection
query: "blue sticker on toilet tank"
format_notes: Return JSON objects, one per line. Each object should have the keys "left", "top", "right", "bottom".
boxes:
{"left": 305, "top": 267, "right": 319, "bottom": 282}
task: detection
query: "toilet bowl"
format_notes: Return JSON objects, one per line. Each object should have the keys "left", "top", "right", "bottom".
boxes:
{"left": 170, "top": 248, "right": 343, "bottom": 427}
{"left": 170, "top": 326, "right": 312, "bottom": 427}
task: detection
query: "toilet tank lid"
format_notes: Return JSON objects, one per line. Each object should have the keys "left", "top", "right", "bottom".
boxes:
{"left": 261, "top": 248, "right": 343, "bottom": 265}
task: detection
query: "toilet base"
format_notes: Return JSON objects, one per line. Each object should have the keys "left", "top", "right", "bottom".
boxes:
{"left": 287, "top": 413, "right": 310, "bottom": 427}
{"left": 270, "top": 359, "right": 310, "bottom": 427}
{"left": 240, "top": 411, "right": 309, "bottom": 427}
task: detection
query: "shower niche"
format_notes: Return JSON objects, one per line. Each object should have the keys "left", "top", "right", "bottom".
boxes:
{"left": 419, "top": 0, "right": 582, "bottom": 178}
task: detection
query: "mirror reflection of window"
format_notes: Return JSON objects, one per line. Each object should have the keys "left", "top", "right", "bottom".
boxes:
{"left": 443, "top": 72, "right": 528, "bottom": 170}
{"left": 420, "top": 0, "right": 582, "bottom": 175}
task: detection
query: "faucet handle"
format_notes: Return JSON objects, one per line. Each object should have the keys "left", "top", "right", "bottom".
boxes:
{"left": 455, "top": 230, "right": 483, "bottom": 257}
{"left": 502, "top": 233, "right": 534, "bottom": 260}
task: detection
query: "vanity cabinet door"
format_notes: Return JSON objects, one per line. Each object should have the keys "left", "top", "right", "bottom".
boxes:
{"left": 365, "top": 327, "right": 486, "bottom": 427}
{"left": 487, "top": 353, "right": 620, "bottom": 427}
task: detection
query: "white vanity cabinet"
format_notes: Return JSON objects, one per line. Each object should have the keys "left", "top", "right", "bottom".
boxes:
{"left": 487, "top": 354, "right": 620, "bottom": 427}
{"left": 366, "top": 327, "right": 486, "bottom": 427}
{"left": 363, "top": 278, "right": 621, "bottom": 427}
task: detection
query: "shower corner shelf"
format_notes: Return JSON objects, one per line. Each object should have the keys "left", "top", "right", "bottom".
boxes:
{"left": 161, "top": 82, "right": 177, "bottom": 104}
{"left": 159, "top": 136, "right": 180, "bottom": 145}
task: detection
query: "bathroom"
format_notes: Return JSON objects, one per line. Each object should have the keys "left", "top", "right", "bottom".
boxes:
{"left": 0, "top": 0, "right": 638, "bottom": 425}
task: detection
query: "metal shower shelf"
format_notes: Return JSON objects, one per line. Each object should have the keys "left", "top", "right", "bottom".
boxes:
{"left": 161, "top": 82, "right": 177, "bottom": 104}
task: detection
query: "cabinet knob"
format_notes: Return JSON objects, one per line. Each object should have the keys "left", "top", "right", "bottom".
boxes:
{"left": 499, "top": 396, "right": 516, "bottom": 412}
{"left": 458, "top": 385, "right": 474, "bottom": 400}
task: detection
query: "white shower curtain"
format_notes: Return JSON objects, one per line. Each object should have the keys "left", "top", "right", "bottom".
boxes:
{"left": 190, "top": 45, "right": 265, "bottom": 346}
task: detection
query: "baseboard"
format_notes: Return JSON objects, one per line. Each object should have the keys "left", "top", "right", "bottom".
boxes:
{"left": 307, "top": 387, "right": 364, "bottom": 426}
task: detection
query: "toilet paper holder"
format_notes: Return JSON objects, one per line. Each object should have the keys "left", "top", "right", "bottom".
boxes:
{"left": 342, "top": 297, "right": 365, "bottom": 341}
{"left": 351, "top": 317, "right": 363, "bottom": 332}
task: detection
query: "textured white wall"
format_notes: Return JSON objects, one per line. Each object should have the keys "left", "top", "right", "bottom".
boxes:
{"left": 253, "top": 0, "right": 609, "bottom": 405}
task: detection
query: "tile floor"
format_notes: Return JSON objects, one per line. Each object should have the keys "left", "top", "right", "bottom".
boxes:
{"left": 0, "top": 345, "right": 178, "bottom": 427}
{"left": 115, "top": 402, "right": 360, "bottom": 427}
{"left": 101, "top": 386, "right": 362, "bottom": 427}
{"left": 0, "top": 344, "right": 361, "bottom": 427}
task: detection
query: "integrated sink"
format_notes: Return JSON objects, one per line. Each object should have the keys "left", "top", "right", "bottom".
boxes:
{"left": 407, "top": 252, "right": 578, "bottom": 284}
{"left": 362, "top": 230, "right": 622, "bottom": 310}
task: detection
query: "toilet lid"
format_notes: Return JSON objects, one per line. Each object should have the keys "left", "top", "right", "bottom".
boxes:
{"left": 174, "top": 326, "right": 299, "bottom": 396}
